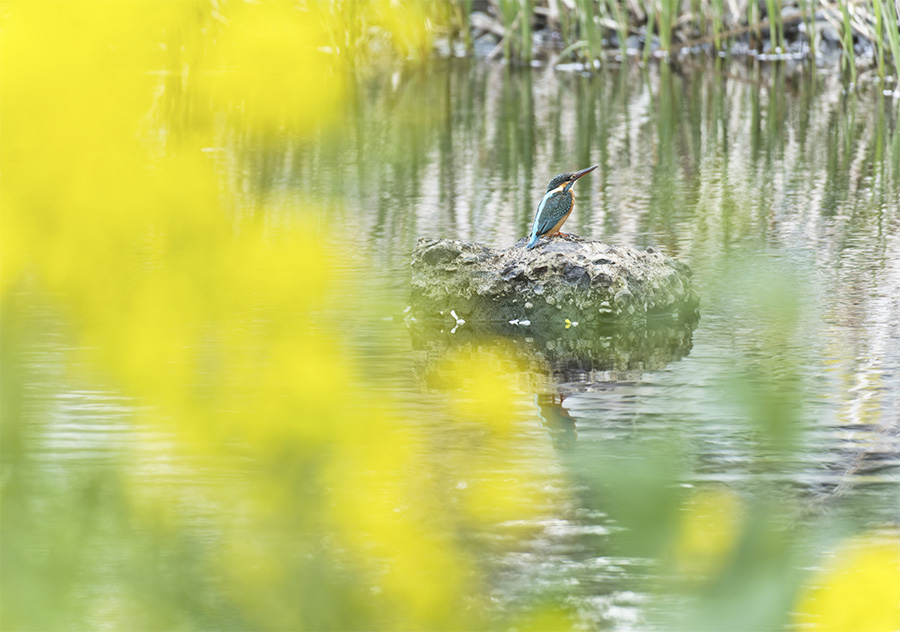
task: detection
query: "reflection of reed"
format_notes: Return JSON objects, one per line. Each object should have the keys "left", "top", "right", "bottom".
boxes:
{"left": 222, "top": 62, "right": 895, "bottom": 286}
{"left": 221, "top": 62, "right": 896, "bottom": 280}
{"left": 224, "top": 63, "right": 897, "bottom": 431}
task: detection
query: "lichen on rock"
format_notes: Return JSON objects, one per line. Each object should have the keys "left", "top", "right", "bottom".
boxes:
{"left": 409, "top": 235, "right": 700, "bottom": 327}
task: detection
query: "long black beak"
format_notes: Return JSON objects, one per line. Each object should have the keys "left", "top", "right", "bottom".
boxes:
{"left": 565, "top": 165, "right": 598, "bottom": 191}
{"left": 572, "top": 165, "right": 598, "bottom": 180}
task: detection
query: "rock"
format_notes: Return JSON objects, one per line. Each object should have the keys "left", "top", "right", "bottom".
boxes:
{"left": 819, "top": 22, "right": 842, "bottom": 45}
{"left": 473, "top": 33, "right": 499, "bottom": 59}
{"left": 409, "top": 235, "right": 700, "bottom": 327}
{"left": 625, "top": 35, "right": 643, "bottom": 52}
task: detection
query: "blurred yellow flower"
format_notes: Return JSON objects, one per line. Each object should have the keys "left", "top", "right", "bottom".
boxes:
{"left": 0, "top": 2, "right": 567, "bottom": 630}
{"left": 674, "top": 487, "right": 743, "bottom": 577}
{"left": 438, "top": 343, "right": 529, "bottom": 433}
{"left": 370, "top": 0, "right": 438, "bottom": 60}
{"left": 793, "top": 533, "right": 900, "bottom": 632}
{"left": 207, "top": 2, "right": 344, "bottom": 133}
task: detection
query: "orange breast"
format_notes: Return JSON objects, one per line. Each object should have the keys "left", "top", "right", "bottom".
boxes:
{"left": 547, "top": 192, "right": 575, "bottom": 236}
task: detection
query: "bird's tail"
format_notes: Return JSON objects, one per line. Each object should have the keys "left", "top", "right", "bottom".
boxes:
{"left": 526, "top": 233, "right": 539, "bottom": 249}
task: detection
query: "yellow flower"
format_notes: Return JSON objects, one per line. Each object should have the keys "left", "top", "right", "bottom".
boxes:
{"left": 793, "top": 533, "right": 900, "bottom": 632}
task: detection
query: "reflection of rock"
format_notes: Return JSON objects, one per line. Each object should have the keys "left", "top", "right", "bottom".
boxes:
{"left": 410, "top": 236, "right": 699, "bottom": 326}
{"left": 536, "top": 394, "right": 578, "bottom": 450}
{"left": 408, "top": 316, "right": 696, "bottom": 391}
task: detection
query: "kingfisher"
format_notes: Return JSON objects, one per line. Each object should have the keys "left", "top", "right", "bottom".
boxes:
{"left": 526, "top": 165, "right": 598, "bottom": 250}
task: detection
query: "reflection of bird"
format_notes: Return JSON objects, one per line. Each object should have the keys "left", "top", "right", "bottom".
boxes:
{"left": 526, "top": 166, "right": 598, "bottom": 250}
{"left": 535, "top": 393, "right": 577, "bottom": 449}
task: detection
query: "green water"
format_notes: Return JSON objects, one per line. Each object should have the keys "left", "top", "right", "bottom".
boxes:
{"left": 312, "top": 63, "right": 900, "bottom": 627}
{"left": 4, "top": 60, "right": 899, "bottom": 630}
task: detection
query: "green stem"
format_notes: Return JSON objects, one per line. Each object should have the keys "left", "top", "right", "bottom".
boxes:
{"left": 521, "top": 0, "right": 533, "bottom": 62}
{"left": 881, "top": 0, "right": 900, "bottom": 74}
{"left": 764, "top": 0, "right": 783, "bottom": 51}
{"left": 801, "top": 0, "right": 817, "bottom": 59}
{"left": 711, "top": 0, "right": 724, "bottom": 50}
{"left": 658, "top": 0, "right": 674, "bottom": 55}
{"left": 841, "top": 0, "right": 857, "bottom": 83}
{"left": 642, "top": 1, "right": 657, "bottom": 63}
{"left": 873, "top": 0, "right": 886, "bottom": 77}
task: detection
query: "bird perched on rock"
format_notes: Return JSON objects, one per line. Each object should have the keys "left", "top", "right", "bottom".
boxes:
{"left": 526, "top": 165, "right": 597, "bottom": 250}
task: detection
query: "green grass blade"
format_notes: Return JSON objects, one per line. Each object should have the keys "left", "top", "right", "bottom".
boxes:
{"left": 881, "top": 0, "right": 900, "bottom": 74}
{"left": 841, "top": 1, "right": 857, "bottom": 83}
{"left": 873, "top": 0, "right": 886, "bottom": 77}
{"left": 643, "top": 1, "right": 657, "bottom": 63}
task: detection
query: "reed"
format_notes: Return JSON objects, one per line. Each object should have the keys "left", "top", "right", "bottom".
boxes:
{"left": 710, "top": 0, "right": 726, "bottom": 51}
{"left": 840, "top": 0, "right": 857, "bottom": 82}
{"left": 765, "top": 0, "right": 785, "bottom": 52}
{"left": 456, "top": 0, "right": 475, "bottom": 52}
{"left": 496, "top": 0, "right": 518, "bottom": 61}
{"left": 749, "top": 0, "right": 762, "bottom": 48}
{"left": 575, "top": 0, "right": 605, "bottom": 65}
{"left": 494, "top": 0, "right": 534, "bottom": 62}
{"left": 520, "top": 0, "right": 534, "bottom": 62}
{"left": 873, "top": 0, "right": 886, "bottom": 76}
{"left": 642, "top": 1, "right": 657, "bottom": 62}
{"left": 464, "top": 0, "right": 898, "bottom": 74}
{"left": 877, "top": 0, "right": 900, "bottom": 74}
{"left": 603, "top": 0, "right": 630, "bottom": 58}
{"left": 691, "top": 0, "right": 704, "bottom": 46}
{"left": 657, "top": 0, "right": 677, "bottom": 56}
{"left": 556, "top": 0, "right": 576, "bottom": 49}
{"left": 800, "top": 0, "right": 817, "bottom": 59}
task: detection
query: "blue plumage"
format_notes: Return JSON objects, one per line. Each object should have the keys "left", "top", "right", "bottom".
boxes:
{"left": 525, "top": 165, "right": 597, "bottom": 250}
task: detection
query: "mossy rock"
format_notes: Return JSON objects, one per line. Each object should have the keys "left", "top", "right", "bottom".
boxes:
{"left": 409, "top": 235, "right": 700, "bottom": 327}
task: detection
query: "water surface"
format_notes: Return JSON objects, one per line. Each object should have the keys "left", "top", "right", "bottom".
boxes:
{"left": 7, "top": 60, "right": 900, "bottom": 630}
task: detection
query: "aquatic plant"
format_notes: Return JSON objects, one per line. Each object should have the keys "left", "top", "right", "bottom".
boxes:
{"left": 466, "top": 0, "right": 899, "bottom": 75}
{"left": 577, "top": 0, "right": 607, "bottom": 64}
{"left": 496, "top": 0, "right": 535, "bottom": 62}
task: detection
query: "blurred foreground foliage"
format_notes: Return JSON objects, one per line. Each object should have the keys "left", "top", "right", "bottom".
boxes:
{"left": 0, "top": 2, "right": 556, "bottom": 629}
{"left": 1, "top": 2, "right": 898, "bottom": 631}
